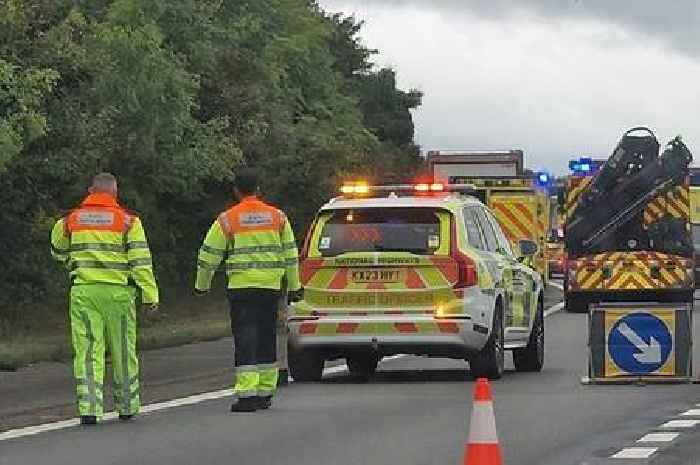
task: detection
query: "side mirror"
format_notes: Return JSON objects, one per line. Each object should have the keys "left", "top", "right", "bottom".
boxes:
{"left": 518, "top": 239, "right": 538, "bottom": 257}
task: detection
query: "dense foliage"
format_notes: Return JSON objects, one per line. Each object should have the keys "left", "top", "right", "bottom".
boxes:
{"left": 0, "top": 0, "right": 423, "bottom": 328}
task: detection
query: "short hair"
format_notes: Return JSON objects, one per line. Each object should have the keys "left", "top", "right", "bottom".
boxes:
{"left": 91, "top": 172, "right": 118, "bottom": 193}
{"left": 235, "top": 168, "right": 260, "bottom": 196}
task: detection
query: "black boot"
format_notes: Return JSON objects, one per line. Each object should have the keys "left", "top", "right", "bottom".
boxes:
{"left": 80, "top": 415, "right": 97, "bottom": 425}
{"left": 230, "top": 397, "right": 258, "bottom": 413}
{"left": 256, "top": 396, "right": 273, "bottom": 410}
{"left": 119, "top": 414, "right": 134, "bottom": 421}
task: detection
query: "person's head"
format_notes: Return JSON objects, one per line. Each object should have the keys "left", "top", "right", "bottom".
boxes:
{"left": 234, "top": 168, "right": 260, "bottom": 199}
{"left": 88, "top": 172, "right": 118, "bottom": 198}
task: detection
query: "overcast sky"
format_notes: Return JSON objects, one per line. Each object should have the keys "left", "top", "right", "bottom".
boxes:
{"left": 318, "top": 0, "right": 700, "bottom": 174}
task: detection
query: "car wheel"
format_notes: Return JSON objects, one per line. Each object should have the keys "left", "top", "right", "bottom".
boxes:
{"left": 470, "top": 305, "right": 504, "bottom": 380}
{"left": 288, "top": 349, "right": 324, "bottom": 382}
{"left": 513, "top": 297, "right": 544, "bottom": 372}
{"left": 346, "top": 353, "right": 380, "bottom": 377}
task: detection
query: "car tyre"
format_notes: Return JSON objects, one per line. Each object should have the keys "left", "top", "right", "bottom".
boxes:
{"left": 470, "top": 305, "right": 504, "bottom": 380}
{"left": 288, "top": 349, "right": 324, "bottom": 382}
{"left": 346, "top": 353, "right": 380, "bottom": 377}
{"left": 513, "top": 297, "right": 544, "bottom": 372}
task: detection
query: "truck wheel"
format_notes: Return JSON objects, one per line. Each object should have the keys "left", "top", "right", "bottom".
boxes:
{"left": 288, "top": 349, "right": 324, "bottom": 382}
{"left": 514, "top": 298, "right": 544, "bottom": 372}
{"left": 470, "top": 305, "right": 504, "bottom": 380}
{"left": 346, "top": 353, "right": 380, "bottom": 377}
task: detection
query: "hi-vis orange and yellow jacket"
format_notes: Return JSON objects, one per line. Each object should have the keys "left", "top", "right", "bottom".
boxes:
{"left": 195, "top": 196, "right": 300, "bottom": 292}
{"left": 50, "top": 193, "right": 159, "bottom": 303}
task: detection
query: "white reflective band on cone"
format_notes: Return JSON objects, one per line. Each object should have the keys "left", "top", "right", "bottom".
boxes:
{"left": 468, "top": 401, "right": 499, "bottom": 444}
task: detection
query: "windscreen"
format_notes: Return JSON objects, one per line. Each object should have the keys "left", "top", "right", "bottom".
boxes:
{"left": 316, "top": 208, "right": 443, "bottom": 257}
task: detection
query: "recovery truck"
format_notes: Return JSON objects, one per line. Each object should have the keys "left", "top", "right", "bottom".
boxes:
{"left": 428, "top": 150, "right": 551, "bottom": 281}
{"left": 562, "top": 127, "right": 694, "bottom": 312}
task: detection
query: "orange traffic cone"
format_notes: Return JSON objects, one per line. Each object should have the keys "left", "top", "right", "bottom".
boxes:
{"left": 464, "top": 378, "right": 502, "bottom": 465}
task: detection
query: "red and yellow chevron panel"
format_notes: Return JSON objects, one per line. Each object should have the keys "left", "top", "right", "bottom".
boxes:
{"left": 297, "top": 320, "right": 463, "bottom": 337}
{"left": 564, "top": 176, "right": 593, "bottom": 220}
{"left": 569, "top": 252, "right": 692, "bottom": 291}
{"left": 643, "top": 185, "right": 690, "bottom": 226}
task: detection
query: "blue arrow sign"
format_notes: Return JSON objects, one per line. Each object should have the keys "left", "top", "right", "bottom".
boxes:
{"left": 608, "top": 313, "right": 673, "bottom": 374}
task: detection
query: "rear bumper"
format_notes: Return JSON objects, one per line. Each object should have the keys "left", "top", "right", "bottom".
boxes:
{"left": 288, "top": 315, "right": 488, "bottom": 357}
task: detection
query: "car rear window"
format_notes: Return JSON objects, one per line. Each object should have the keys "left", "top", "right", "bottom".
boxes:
{"left": 315, "top": 208, "right": 443, "bottom": 257}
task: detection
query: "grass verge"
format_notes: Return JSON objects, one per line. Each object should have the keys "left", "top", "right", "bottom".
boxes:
{"left": 0, "top": 294, "right": 231, "bottom": 371}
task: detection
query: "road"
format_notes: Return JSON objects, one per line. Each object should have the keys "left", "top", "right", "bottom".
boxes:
{"left": 1, "top": 284, "right": 699, "bottom": 465}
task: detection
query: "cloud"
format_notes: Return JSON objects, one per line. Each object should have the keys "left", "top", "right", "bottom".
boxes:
{"left": 323, "top": 0, "right": 700, "bottom": 59}
{"left": 318, "top": 1, "right": 700, "bottom": 173}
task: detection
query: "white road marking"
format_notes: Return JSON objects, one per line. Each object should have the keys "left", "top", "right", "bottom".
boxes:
{"left": 680, "top": 409, "right": 700, "bottom": 416}
{"left": 637, "top": 432, "right": 679, "bottom": 443}
{"left": 544, "top": 302, "right": 564, "bottom": 317}
{"left": 611, "top": 448, "right": 657, "bottom": 459}
{"left": 547, "top": 280, "right": 564, "bottom": 291}
{"left": 659, "top": 419, "right": 700, "bottom": 428}
{"left": 0, "top": 390, "right": 234, "bottom": 442}
{"left": 2, "top": 302, "right": 568, "bottom": 443}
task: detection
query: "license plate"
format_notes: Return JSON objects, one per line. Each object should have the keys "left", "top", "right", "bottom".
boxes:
{"left": 350, "top": 269, "right": 404, "bottom": 283}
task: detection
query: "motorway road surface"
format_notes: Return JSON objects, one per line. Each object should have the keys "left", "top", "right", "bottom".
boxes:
{"left": 2, "top": 283, "right": 700, "bottom": 465}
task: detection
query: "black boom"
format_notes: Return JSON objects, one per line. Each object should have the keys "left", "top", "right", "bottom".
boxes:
{"left": 566, "top": 128, "right": 693, "bottom": 256}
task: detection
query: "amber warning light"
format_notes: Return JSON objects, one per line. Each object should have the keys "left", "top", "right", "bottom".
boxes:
{"left": 340, "top": 182, "right": 472, "bottom": 196}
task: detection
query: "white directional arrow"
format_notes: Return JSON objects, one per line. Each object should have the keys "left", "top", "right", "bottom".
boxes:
{"left": 617, "top": 322, "right": 662, "bottom": 364}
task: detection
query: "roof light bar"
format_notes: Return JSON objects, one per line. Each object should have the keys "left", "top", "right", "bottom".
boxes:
{"left": 339, "top": 182, "right": 473, "bottom": 196}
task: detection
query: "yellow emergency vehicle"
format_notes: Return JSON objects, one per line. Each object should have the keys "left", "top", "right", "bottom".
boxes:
{"left": 287, "top": 182, "right": 544, "bottom": 382}
{"left": 428, "top": 151, "right": 551, "bottom": 282}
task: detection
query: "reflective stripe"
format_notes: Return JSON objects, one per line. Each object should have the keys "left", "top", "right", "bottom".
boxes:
{"left": 226, "top": 261, "right": 286, "bottom": 271}
{"left": 51, "top": 244, "right": 69, "bottom": 254}
{"left": 257, "top": 362, "right": 278, "bottom": 370}
{"left": 285, "top": 258, "right": 298, "bottom": 266}
{"left": 235, "top": 390, "right": 258, "bottom": 398}
{"left": 70, "top": 243, "right": 126, "bottom": 253}
{"left": 80, "top": 312, "right": 97, "bottom": 416}
{"left": 121, "top": 315, "right": 130, "bottom": 414}
{"left": 72, "top": 260, "right": 129, "bottom": 271}
{"left": 257, "top": 386, "right": 276, "bottom": 394}
{"left": 129, "top": 258, "right": 152, "bottom": 267}
{"left": 127, "top": 241, "right": 149, "bottom": 251}
{"left": 201, "top": 244, "right": 226, "bottom": 256}
{"left": 282, "top": 242, "right": 297, "bottom": 250}
{"left": 231, "top": 245, "right": 284, "bottom": 254}
{"left": 198, "top": 259, "right": 219, "bottom": 271}
{"left": 76, "top": 379, "right": 103, "bottom": 393}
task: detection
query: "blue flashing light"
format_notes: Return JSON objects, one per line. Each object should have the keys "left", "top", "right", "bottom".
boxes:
{"left": 570, "top": 157, "right": 596, "bottom": 174}
{"left": 537, "top": 172, "right": 550, "bottom": 185}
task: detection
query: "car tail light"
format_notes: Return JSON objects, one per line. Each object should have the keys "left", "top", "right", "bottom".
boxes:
{"left": 450, "top": 216, "right": 478, "bottom": 288}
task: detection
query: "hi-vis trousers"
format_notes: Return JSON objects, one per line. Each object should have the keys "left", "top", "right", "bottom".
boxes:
{"left": 70, "top": 284, "right": 140, "bottom": 418}
{"left": 228, "top": 289, "right": 280, "bottom": 399}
